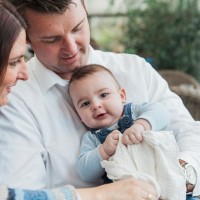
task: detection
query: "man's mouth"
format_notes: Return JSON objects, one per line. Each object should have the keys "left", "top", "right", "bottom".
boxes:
{"left": 60, "top": 52, "right": 79, "bottom": 65}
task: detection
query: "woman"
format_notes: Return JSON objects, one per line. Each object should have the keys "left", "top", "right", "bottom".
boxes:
{"left": 0, "top": 6, "right": 87, "bottom": 196}
{"left": 0, "top": 0, "right": 28, "bottom": 106}
{"left": 0, "top": 0, "right": 158, "bottom": 199}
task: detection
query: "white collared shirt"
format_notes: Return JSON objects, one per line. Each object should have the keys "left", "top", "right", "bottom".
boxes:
{"left": 0, "top": 47, "right": 199, "bottom": 195}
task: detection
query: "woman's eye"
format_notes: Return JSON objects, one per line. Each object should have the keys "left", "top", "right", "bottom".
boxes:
{"left": 9, "top": 60, "right": 20, "bottom": 67}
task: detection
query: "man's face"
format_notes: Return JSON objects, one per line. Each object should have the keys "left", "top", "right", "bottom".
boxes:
{"left": 25, "top": 0, "right": 90, "bottom": 80}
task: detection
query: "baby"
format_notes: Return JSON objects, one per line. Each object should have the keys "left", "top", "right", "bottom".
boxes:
{"left": 68, "top": 64, "right": 169, "bottom": 183}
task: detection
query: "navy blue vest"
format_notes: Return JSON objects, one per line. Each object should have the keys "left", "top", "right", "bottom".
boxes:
{"left": 90, "top": 103, "right": 134, "bottom": 143}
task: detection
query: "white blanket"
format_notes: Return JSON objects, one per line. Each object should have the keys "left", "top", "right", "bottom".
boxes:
{"left": 101, "top": 131, "right": 186, "bottom": 200}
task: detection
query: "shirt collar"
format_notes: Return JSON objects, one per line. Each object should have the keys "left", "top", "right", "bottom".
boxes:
{"left": 87, "top": 45, "right": 95, "bottom": 64}
{"left": 87, "top": 45, "right": 104, "bottom": 65}
{"left": 31, "top": 46, "right": 100, "bottom": 93}
{"left": 32, "top": 56, "right": 68, "bottom": 93}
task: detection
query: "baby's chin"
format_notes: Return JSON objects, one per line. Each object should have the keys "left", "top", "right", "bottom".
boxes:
{"left": 90, "top": 122, "right": 115, "bottom": 130}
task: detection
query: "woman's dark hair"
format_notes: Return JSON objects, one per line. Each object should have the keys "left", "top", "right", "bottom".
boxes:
{"left": 0, "top": 0, "right": 26, "bottom": 84}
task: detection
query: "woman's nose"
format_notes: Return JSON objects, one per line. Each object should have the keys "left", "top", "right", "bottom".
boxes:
{"left": 17, "top": 61, "right": 29, "bottom": 81}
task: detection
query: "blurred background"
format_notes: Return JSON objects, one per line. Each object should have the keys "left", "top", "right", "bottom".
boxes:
{"left": 86, "top": 0, "right": 200, "bottom": 82}
{"left": 85, "top": 0, "right": 200, "bottom": 121}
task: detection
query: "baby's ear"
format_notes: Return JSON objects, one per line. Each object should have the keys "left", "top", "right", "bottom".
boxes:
{"left": 120, "top": 88, "right": 126, "bottom": 103}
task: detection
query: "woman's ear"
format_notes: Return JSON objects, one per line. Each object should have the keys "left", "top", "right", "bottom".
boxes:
{"left": 120, "top": 88, "right": 126, "bottom": 103}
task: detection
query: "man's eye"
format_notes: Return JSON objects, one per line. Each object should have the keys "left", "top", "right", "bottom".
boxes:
{"left": 73, "top": 24, "right": 83, "bottom": 32}
{"left": 43, "top": 40, "right": 56, "bottom": 44}
{"left": 75, "top": 26, "right": 82, "bottom": 31}
{"left": 43, "top": 37, "right": 60, "bottom": 44}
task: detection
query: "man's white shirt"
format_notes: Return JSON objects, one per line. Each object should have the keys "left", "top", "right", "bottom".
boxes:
{"left": 0, "top": 46, "right": 199, "bottom": 196}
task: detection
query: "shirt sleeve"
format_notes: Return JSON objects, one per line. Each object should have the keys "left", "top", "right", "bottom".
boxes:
{"left": 131, "top": 102, "right": 170, "bottom": 131}
{"left": 0, "top": 185, "right": 77, "bottom": 200}
{"left": 76, "top": 132, "right": 105, "bottom": 182}
{"left": 0, "top": 95, "right": 47, "bottom": 189}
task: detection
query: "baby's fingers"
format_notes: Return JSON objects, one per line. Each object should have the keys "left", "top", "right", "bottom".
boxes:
{"left": 110, "top": 130, "right": 120, "bottom": 140}
{"left": 122, "top": 132, "right": 143, "bottom": 145}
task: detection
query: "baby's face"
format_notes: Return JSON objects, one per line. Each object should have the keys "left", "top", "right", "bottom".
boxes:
{"left": 69, "top": 71, "right": 126, "bottom": 129}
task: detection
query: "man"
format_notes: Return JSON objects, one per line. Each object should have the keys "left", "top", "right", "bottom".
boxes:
{"left": 0, "top": 0, "right": 199, "bottom": 199}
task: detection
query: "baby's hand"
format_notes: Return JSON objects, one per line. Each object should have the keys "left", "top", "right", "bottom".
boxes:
{"left": 99, "top": 130, "right": 119, "bottom": 160}
{"left": 121, "top": 124, "right": 144, "bottom": 145}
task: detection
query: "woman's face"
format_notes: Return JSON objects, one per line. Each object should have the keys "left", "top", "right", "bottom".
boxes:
{"left": 0, "top": 29, "right": 28, "bottom": 106}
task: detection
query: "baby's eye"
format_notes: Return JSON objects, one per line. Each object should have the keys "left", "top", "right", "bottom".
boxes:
{"left": 81, "top": 101, "right": 90, "bottom": 107}
{"left": 101, "top": 93, "right": 109, "bottom": 98}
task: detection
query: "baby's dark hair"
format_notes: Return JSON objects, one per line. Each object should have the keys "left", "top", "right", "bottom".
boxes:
{"left": 68, "top": 64, "right": 120, "bottom": 91}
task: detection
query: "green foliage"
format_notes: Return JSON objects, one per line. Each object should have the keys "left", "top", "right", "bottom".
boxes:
{"left": 122, "top": 0, "right": 200, "bottom": 81}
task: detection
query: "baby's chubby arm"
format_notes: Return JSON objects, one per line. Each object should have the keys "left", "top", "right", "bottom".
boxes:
{"left": 76, "top": 130, "right": 120, "bottom": 182}
{"left": 76, "top": 132, "right": 106, "bottom": 182}
{"left": 99, "top": 130, "right": 120, "bottom": 160}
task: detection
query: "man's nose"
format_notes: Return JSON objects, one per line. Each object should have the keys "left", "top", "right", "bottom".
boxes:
{"left": 62, "top": 34, "right": 77, "bottom": 56}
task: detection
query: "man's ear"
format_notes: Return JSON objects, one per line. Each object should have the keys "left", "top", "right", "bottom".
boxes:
{"left": 120, "top": 88, "right": 126, "bottom": 103}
